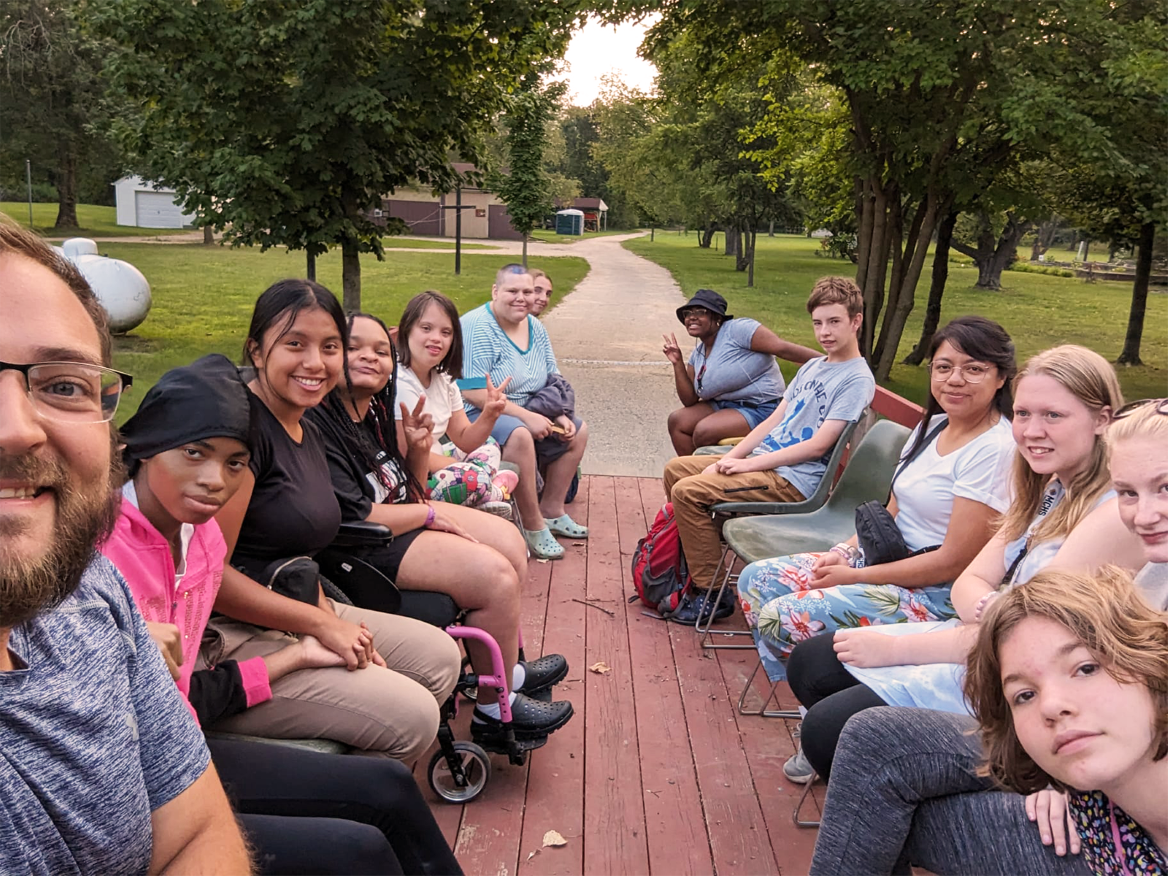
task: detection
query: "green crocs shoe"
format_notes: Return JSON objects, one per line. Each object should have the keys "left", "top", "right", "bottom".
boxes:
{"left": 544, "top": 514, "right": 588, "bottom": 539}
{"left": 524, "top": 527, "right": 565, "bottom": 560}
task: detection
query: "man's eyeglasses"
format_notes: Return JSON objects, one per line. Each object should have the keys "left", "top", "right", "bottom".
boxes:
{"left": 929, "top": 362, "right": 993, "bottom": 384}
{"left": 1112, "top": 398, "right": 1168, "bottom": 420}
{"left": 1, "top": 361, "right": 133, "bottom": 424}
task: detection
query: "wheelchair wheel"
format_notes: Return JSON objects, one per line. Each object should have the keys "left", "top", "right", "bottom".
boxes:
{"left": 428, "top": 741, "right": 491, "bottom": 803}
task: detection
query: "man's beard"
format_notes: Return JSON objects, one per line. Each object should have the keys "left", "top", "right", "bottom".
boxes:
{"left": 0, "top": 439, "right": 123, "bottom": 629}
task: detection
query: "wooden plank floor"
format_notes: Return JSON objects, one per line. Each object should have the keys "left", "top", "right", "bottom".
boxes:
{"left": 418, "top": 476, "right": 827, "bottom": 876}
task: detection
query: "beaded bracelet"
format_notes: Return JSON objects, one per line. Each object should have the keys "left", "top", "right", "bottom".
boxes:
{"left": 424, "top": 504, "right": 436, "bottom": 528}
{"left": 829, "top": 543, "right": 855, "bottom": 561}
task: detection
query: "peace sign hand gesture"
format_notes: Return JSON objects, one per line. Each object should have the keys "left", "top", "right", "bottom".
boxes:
{"left": 481, "top": 374, "right": 512, "bottom": 422}
{"left": 662, "top": 332, "right": 684, "bottom": 366}
{"left": 400, "top": 398, "right": 434, "bottom": 457}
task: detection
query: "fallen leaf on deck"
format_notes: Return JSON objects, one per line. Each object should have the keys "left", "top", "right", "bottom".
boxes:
{"left": 542, "top": 830, "right": 568, "bottom": 848}
{"left": 588, "top": 662, "right": 611, "bottom": 674}
{"left": 527, "top": 850, "right": 540, "bottom": 862}
{"left": 535, "top": 558, "right": 549, "bottom": 564}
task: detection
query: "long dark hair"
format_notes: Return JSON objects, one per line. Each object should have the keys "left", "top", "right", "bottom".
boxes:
{"left": 242, "top": 278, "right": 346, "bottom": 369}
{"left": 397, "top": 290, "right": 463, "bottom": 379}
{"left": 316, "top": 312, "right": 426, "bottom": 503}
{"left": 902, "top": 316, "right": 1017, "bottom": 461}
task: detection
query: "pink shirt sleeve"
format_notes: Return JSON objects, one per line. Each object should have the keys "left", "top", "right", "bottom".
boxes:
{"left": 236, "top": 656, "right": 272, "bottom": 708}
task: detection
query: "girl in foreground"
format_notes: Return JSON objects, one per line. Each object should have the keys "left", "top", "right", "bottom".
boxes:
{"left": 307, "top": 312, "right": 574, "bottom": 744}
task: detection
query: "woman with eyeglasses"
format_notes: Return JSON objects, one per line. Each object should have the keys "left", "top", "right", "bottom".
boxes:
{"left": 662, "top": 288, "right": 819, "bottom": 456}
{"left": 736, "top": 318, "right": 1017, "bottom": 705}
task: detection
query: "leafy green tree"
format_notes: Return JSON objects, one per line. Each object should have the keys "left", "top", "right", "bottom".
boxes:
{"left": 495, "top": 78, "right": 561, "bottom": 266}
{"left": 0, "top": 0, "right": 126, "bottom": 227}
{"left": 93, "top": 0, "right": 584, "bottom": 309}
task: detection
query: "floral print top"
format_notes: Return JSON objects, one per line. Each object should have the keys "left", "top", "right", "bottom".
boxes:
{"left": 1068, "top": 789, "right": 1166, "bottom": 875}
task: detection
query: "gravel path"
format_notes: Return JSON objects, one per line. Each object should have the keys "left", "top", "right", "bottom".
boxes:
{"left": 535, "top": 233, "right": 684, "bottom": 478}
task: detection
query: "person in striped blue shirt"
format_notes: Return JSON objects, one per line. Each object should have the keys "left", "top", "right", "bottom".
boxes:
{"left": 458, "top": 264, "right": 589, "bottom": 560}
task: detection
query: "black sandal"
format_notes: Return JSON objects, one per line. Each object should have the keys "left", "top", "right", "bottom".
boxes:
{"left": 471, "top": 693, "right": 574, "bottom": 741}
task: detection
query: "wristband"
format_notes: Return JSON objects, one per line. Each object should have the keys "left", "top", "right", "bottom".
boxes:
{"left": 829, "top": 544, "right": 855, "bottom": 561}
{"left": 424, "top": 504, "right": 436, "bottom": 528}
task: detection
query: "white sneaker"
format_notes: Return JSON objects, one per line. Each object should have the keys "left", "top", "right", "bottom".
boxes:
{"left": 783, "top": 747, "right": 815, "bottom": 784}
{"left": 479, "top": 501, "right": 513, "bottom": 520}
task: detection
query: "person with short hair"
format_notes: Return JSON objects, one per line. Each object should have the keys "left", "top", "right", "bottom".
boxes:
{"left": 529, "top": 269, "right": 553, "bottom": 316}
{"left": 662, "top": 288, "right": 819, "bottom": 455}
{"left": 459, "top": 263, "right": 589, "bottom": 560}
{"left": 0, "top": 221, "right": 250, "bottom": 874}
{"left": 662, "top": 277, "right": 876, "bottom": 624}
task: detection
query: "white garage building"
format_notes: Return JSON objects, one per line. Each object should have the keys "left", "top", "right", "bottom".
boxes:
{"left": 114, "top": 176, "right": 196, "bottom": 228}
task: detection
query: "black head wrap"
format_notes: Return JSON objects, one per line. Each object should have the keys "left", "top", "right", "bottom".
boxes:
{"left": 121, "top": 353, "right": 253, "bottom": 464}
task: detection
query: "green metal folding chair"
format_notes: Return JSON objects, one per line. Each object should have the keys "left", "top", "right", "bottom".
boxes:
{"left": 693, "top": 419, "right": 861, "bottom": 648}
{"left": 721, "top": 420, "right": 912, "bottom": 716}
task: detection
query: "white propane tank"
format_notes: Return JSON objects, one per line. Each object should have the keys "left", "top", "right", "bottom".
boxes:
{"left": 61, "top": 237, "right": 100, "bottom": 258}
{"left": 58, "top": 239, "right": 152, "bottom": 334}
{"left": 71, "top": 252, "right": 153, "bottom": 334}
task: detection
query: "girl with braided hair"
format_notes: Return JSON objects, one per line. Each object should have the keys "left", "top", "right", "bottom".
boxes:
{"left": 307, "top": 313, "right": 574, "bottom": 744}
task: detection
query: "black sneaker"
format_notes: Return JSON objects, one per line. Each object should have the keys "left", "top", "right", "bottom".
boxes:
{"left": 517, "top": 654, "right": 568, "bottom": 697}
{"left": 472, "top": 693, "right": 575, "bottom": 741}
{"left": 667, "top": 588, "right": 736, "bottom": 625}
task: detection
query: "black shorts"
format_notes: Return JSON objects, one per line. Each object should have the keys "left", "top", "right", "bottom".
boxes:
{"left": 347, "top": 527, "right": 426, "bottom": 583}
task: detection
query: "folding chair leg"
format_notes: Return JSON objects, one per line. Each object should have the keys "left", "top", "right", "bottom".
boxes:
{"left": 697, "top": 547, "right": 755, "bottom": 650}
{"left": 793, "top": 776, "right": 821, "bottom": 828}
{"left": 737, "top": 659, "right": 803, "bottom": 718}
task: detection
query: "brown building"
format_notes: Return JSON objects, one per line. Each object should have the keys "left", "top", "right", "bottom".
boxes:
{"left": 380, "top": 163, "right": 523, "bottom": 241}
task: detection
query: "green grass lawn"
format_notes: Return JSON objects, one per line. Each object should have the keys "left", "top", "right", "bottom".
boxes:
{"left": 625, "top": 232, "right": 1168, "bottom": 405}
{"left": 1, "top": 203, "right": 168, "bottom": 238}
{"left": 104, "top": 242, "right": 589, "bottom": 423}
{"left": 529, "top": 228, "right": 638, "bottom": 245}
{"left": 381, "top": 236, "right": 494, "bottom": 250}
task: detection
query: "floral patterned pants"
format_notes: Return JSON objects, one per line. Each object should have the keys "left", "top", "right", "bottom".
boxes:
{"left": 737, "top": 551, "right": 955, "bottom": 682}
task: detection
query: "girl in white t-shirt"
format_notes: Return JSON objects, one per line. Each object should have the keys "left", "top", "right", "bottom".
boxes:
{"left": 394, "top": 291, "right": 518, "bottom": 513}
{"left": 738, "top": 317, "right": 1019, "bottom": 682}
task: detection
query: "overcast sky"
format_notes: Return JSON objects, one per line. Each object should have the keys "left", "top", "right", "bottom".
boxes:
{"left": 557, "top": 15, "right": 659, "bottom": 106}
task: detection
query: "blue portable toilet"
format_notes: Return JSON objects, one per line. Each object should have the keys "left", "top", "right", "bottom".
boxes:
{"left": 555, "top": 208, "right": 584, "bottom": 236}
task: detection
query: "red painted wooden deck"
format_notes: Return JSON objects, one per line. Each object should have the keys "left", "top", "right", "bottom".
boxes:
{"left": 417, "top": 476, "right": 827, "bottom": 876}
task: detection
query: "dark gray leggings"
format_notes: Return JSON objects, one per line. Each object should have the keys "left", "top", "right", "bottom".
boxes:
{"left": 809, "top": 708, "right": 1091, "bottom": 875}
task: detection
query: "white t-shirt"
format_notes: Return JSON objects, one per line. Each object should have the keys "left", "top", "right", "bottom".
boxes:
{"left": 892, "top": 414, "right": 1016, "bottom": 551}
{"left": 393, "top": 363, "right": 463, "bottom": 440}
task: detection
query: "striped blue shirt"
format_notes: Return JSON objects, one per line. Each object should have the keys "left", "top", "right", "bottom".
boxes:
{"left": 458, "top": 303, "right": 559, "bottom": 410}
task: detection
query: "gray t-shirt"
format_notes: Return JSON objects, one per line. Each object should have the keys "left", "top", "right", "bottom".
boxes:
{"left": 752, "top": 355, "right": 875, "bottom": 497}
{"left": 0, "top": 557, "right": 210, "bottom": 875}
{"left": 687, "top": 317, "right": 786, "bottom": 404}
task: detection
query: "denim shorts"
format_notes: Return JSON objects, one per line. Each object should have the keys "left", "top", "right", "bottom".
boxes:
{"left": 710, "top": 397, "right": 779, "bottom": 430}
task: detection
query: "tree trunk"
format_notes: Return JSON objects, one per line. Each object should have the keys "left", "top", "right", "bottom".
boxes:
{"left": 768, "top": 219, "right": 774, "bottom": 237}
{"left": 856, "top": 178, "right": 892, "bottom": 359}
{"left": 735, "top": 220, "right": 750, "bottom": 272}
{"left": 903, "top": 209, "right": 958, "bottom": 365}
{"left": 746, "top": 228, "right": 757, "bottom": 286}
{"left": 307, "top": 250, "right": 316, "bottom": 281}
{"left": 874, "top": 193, "right": 942, "bottom": 381}
{"left": 54, "top": 147, "right": 79, "bottom": 229}
{"left": 521, "top": 236, "right": 528, "bottom": 269}
{"left": 951, "top": 212, "right": 1031, "bottom": 290}
{"left": 700, "top": 223, "right": 715, "bottom": 248}
{"left": 724, "top": 225, "right": 738, "bottom": 257}
{"left": 203, "top": 226, "right": 214, "bottom": 245}
{"left": 341, "top": 238, "right": 361, "bottom": 311}
{"left": 1116, "top": 222, "right": 1153, "bottom": 366}
{"left": 650, "top": 224, "right": 655, "bottom": 242}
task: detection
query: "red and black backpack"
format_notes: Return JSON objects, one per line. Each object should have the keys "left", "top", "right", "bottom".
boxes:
{"left": 630, "top": 502, "right": 691, "bottom": 616}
